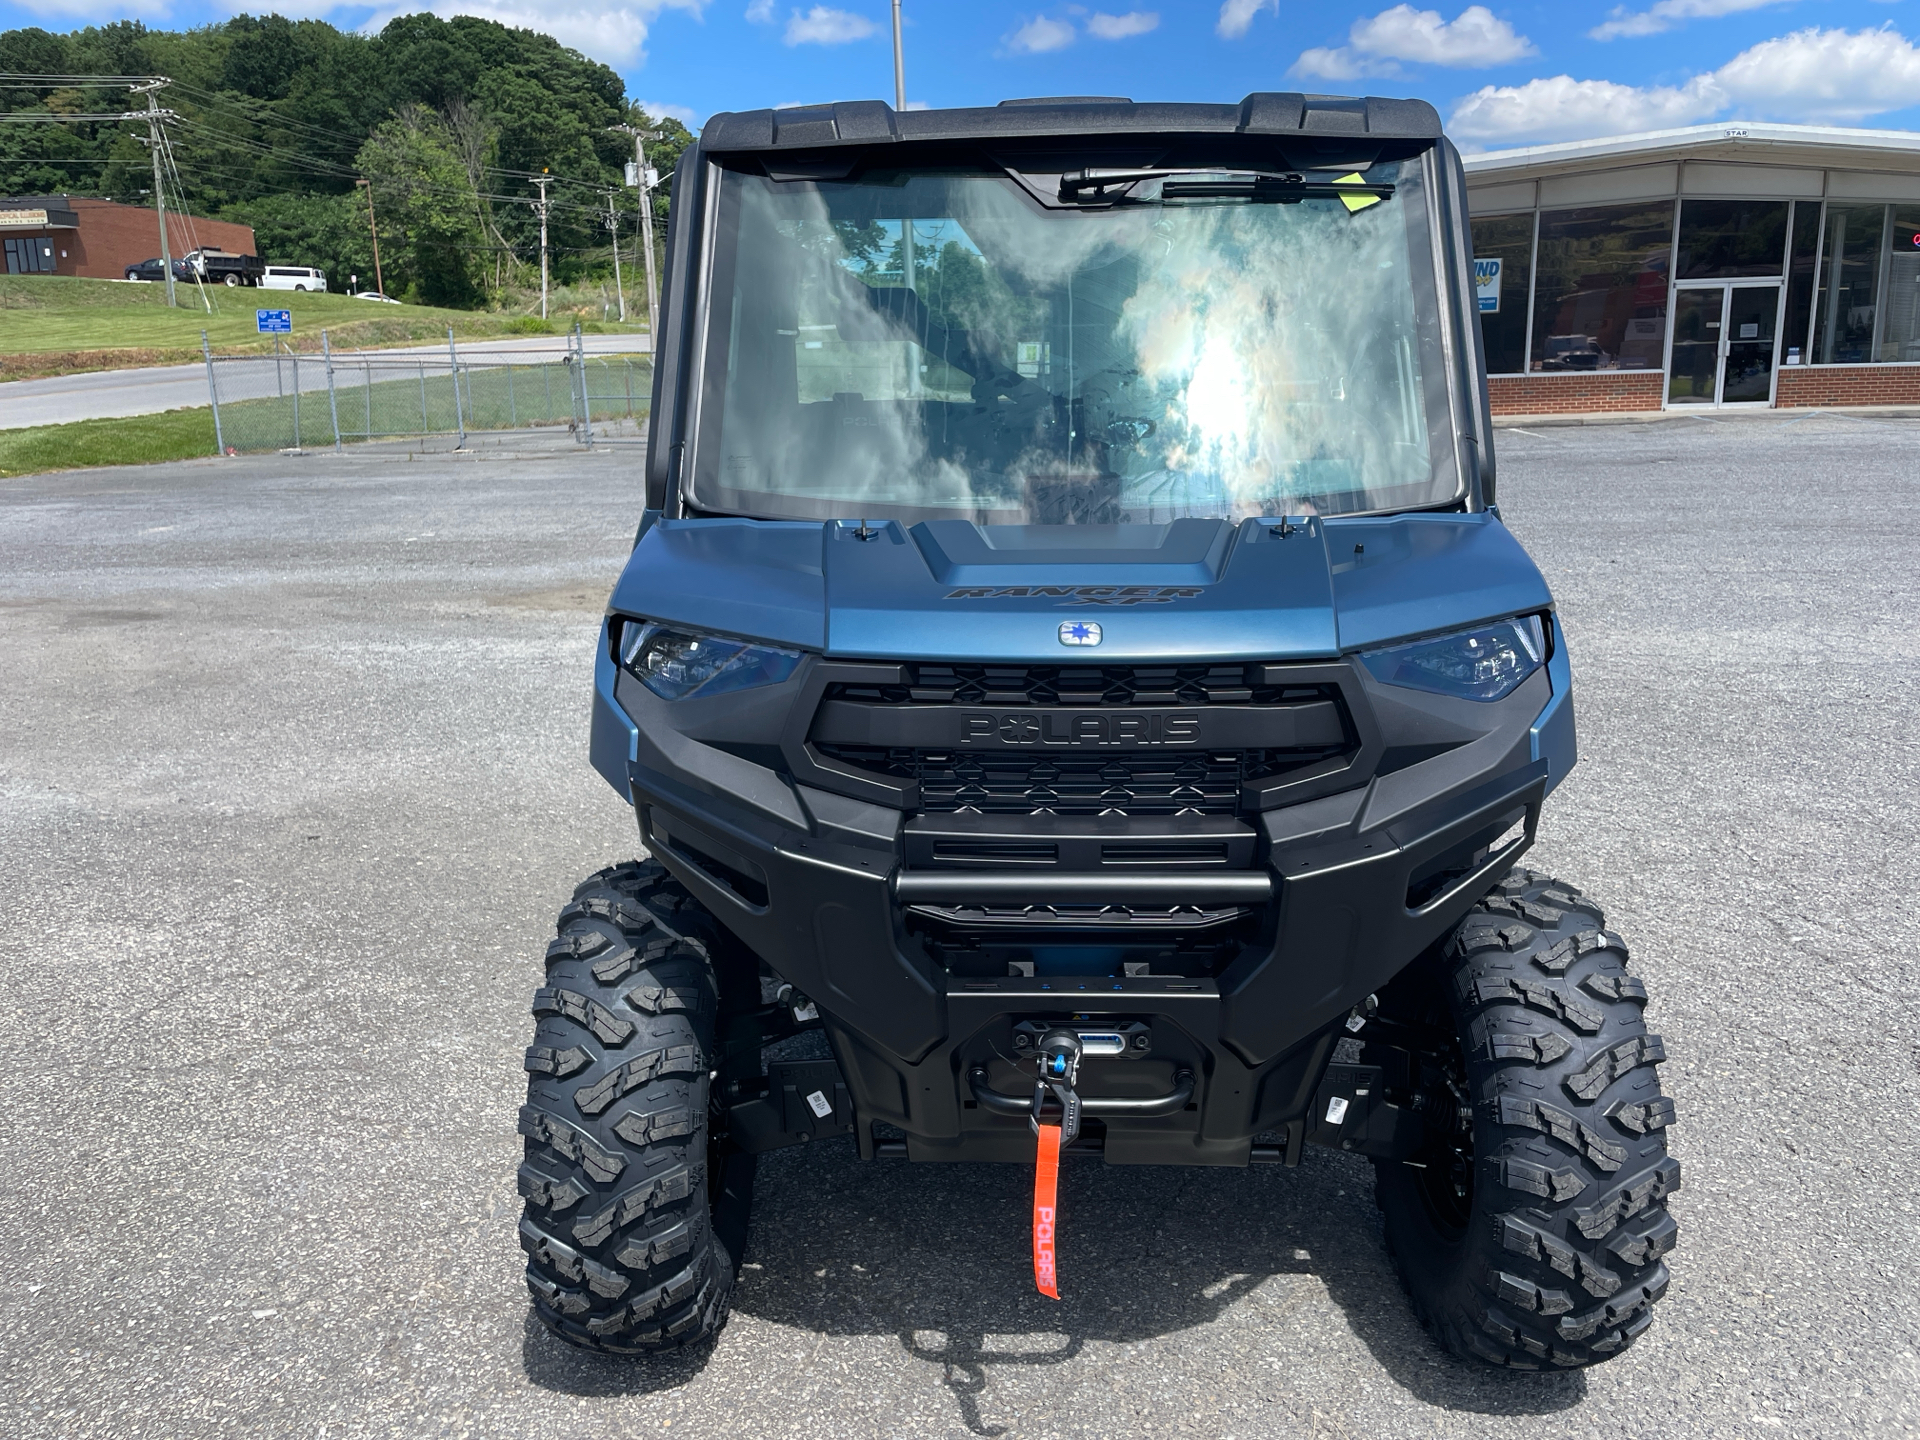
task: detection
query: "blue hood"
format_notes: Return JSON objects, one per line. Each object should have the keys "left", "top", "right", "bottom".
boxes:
{"left": 608, "top": 512, "right": 1552, "bottom": 662}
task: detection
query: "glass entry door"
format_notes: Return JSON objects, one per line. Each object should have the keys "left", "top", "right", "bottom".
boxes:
{"left": 1668, "top": 283, "right": 1781, "bottom": 405}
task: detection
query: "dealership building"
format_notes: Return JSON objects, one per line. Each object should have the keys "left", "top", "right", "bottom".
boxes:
{"left": 0, "top": 195, "right": 255, "bottom": 280}
{"left": 1463, "top": 122, "right": 1920, "bottom": 414}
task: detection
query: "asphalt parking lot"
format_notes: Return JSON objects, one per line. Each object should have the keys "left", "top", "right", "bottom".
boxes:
{"left": 2, "top": 414, "right": 1916, "bottom": 1439}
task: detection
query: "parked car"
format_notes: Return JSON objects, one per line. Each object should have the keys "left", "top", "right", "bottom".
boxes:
{"left": 1540, "top": 334, "right": 1603, "bottom": 371}
{"left": 261, "top": 266, "right": 327, "bottom": 293}
{"left": 351, "top": 291, "right": 401, "bottom": 304}
{"left": 124, "top": 257, "right": 188, "bottom": 282}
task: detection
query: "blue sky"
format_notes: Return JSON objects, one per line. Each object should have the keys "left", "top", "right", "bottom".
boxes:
{"left": 9, "top": 0, "right": 1920, "bottom": 149}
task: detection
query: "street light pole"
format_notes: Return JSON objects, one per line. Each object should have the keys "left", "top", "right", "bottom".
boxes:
{"left": 611, "top": 124, "right": 663, "bottom": 331}
{"left": 356, "top": 178, "right": 385, "bottom": 297}
{"left": 892, "top": 0, "right": 906, "bottom": 110}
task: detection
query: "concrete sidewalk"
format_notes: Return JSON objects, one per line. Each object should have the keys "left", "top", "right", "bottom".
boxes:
{"left": 0, "top": 331, "right": 651, "bottom": 430}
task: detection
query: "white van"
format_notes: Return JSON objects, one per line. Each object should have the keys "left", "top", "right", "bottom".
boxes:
{"left": 261, "top": 266, "right": 327, "bottom": 292}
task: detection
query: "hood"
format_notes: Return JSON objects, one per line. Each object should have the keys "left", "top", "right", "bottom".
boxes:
{"left": 609, "top": 512, "right": 1551, "bottom": 662}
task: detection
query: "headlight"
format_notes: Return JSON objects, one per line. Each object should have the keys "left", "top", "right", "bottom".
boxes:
{"left": 1360, "top": 615, "right": 1546, "bottom": 702}
{"left": 615, "top": 620, "right": 804, "bottom": 700}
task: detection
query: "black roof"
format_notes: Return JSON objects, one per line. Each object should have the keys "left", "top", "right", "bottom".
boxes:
{"left": 700, "top": 93, "right": 1442, "bottom": 169}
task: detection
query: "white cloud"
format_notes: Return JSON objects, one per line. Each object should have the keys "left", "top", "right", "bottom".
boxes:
{"left": 355, "top": 0, "right": 700, "bottom": 67}
{"left": 13, "top": 0, "right": 170, "bottom": 18}
{"left": 1005, "top": 15, "right": 1077, "bottom": 52}
{"left": 745, "top": 0, "right": 774, "bottom": 20}
{"left": 1714, "top": 24, "right": 1920, "bottom": 120}
{"left": 1590, "top": 0, "right": 1789, "bottom": 43}
{"left": 1293, "top": 5, "right": 1535, "bottom": 79}
{"left": 1086, "top": 10, "right": 1158, "bottom": 40}
{"left": 635, "top": 98, "right": 699, "bottom": 126}
{"left": 1216, "top": 0, "right": 1275, "bottom": 39}
{"left": 1452, "top": 24, "right": 1920, "bottom": 147}
{"left": 1450, "top": 74, "right": 1720, "bottom": 145}
{"left": 784, "top": 5, "right": 877, "bottom": 44}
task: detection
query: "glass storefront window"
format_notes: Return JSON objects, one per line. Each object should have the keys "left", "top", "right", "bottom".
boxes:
{"left": 1781, "top": 201, "right": 1821, "bottom": 365}
{"left": 1470, "top": 213, "right": 1534, "bottom": 375}
{"left": 1530, "top": 202, "right": 1674, "bottom": 372}
{"left": 1674, "top": 199, "right": 1788, "bottom": 279}
{"left": 1875, "top": 206, "right": 1920, "bottom": 363}
{"left": 1813, "top": 204, "right": 1887, "bottom": 364}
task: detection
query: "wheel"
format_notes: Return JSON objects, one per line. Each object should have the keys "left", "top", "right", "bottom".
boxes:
{"left": 518, "top": 859, "right": 750, "bottom": 1352}
{"left": 126, "top": 270, "right": 140, "bottom": 282}
{"left": 224, "top": 273, "right": 239, "bottom": 287}
{"left": 1374, "top": 869, "right": 1679, "bottom": 1369}
{"left": 294, "top": 284, "right": 306, "bottom": 292}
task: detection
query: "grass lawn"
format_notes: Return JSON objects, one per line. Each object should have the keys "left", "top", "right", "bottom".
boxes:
{"left": 0, "top": 275, "right": 647, "bottom": 379}
{"left": 0, "top": 408, "right": 217, "bottom": 479}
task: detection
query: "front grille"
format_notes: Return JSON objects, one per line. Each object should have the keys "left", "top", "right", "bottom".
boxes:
{"left": 814, "top": 745, "right": 1334, "bottom": 816}
{"left": 813, "top": 662, "right": 1355, "bottom": 818}
{"left": 826, "top": 662, "right": 1324, "bottom": 708}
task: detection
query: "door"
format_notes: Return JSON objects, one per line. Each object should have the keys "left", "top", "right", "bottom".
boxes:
{"left": 1721, "top": 285, "right": 1780, "bottom": 403}
{"left": 1667, "top": 283, "right": 1781, "bottom": 406}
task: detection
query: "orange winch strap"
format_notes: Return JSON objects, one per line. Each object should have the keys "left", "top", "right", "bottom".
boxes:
{"left": 1033, "top": 1122, "right": 1062, "bottom": 1298}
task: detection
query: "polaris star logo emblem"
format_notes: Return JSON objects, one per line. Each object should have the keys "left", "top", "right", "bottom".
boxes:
{"left": 1059, "top": 620, "right": 1101, "bottom": 647}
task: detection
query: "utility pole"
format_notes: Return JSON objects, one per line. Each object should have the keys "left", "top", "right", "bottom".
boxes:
{"left": 892, "top": 0, "right": 906, "bottom": 110}
{"left": 533, "top": 171, "right": 552, "bottom": 320}
{"left": 356, "top": 178, "right": 385, "bottom": 297}
{"left": 605, "top": 190, "right": 626, "bottom": 323}
{"left": 611, "top": 125, "right": 661, "bottom": 330}
{"left": 130, "top": 79, "right": 175, "bottom": 307}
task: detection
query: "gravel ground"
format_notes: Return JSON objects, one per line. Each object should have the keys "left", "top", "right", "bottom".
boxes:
{"left": 1, "top": 415, "right": 1916, "bottom": 1439}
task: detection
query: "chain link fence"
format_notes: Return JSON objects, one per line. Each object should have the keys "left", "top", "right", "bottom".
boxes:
{"left": 201, "top": 329, "right": 649, "bottom": 454}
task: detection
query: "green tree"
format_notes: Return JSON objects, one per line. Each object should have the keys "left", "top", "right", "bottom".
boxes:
{"left": 355, "top": 106, "right": 487, "bottom": 306}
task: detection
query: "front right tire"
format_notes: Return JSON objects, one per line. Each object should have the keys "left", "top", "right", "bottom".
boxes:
{"left": 518, "top": 860, "right": 738, "bottom": 1352}
{"left": 1375, "top": 869, "right": 1680, "bottom": 1368}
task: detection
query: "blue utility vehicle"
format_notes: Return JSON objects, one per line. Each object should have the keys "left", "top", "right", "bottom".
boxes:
{"left": 517, "top": 93, "right": 1678, "bottom": 1368}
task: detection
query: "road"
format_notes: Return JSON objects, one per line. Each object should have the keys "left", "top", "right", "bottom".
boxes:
{"left": 0, "top": 415, "right": 1915, "bottom": 1438}
{"left": 0, "top": 332, "right": 652, "bottom": 430}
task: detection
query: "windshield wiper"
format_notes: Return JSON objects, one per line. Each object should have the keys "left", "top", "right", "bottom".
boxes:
{"left": 1057, "top": 168, "right": 1394, "bottom": 205}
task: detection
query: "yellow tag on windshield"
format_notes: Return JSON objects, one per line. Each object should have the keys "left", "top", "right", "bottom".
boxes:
{"left": 1333, "top": 173, "right": 1382, "bottom": 213}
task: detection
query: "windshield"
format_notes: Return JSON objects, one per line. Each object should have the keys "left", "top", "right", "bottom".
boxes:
{"left": 689, "top": 156, "right": 1458, "bottom": 523}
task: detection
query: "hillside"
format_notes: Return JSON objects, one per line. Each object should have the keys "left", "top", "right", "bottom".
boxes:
{"left": 0, "top": 14, "right": 691, "bottom": 307}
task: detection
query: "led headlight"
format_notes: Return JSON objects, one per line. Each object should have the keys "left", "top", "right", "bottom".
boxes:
{"left": 1360, "top": 615, "right": 1547, "bottom": 702}
{"left": 616, "top": 620, "right": 804, "bottom": 700}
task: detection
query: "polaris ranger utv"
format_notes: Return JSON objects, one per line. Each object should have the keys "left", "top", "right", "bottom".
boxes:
{"left": 517, "top": 93, "right": 1679, "bottom": 1369}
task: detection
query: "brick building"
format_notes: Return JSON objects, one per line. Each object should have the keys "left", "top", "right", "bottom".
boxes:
{"left": 0, "top": 195, "right": 256, "bottom": 280}
{"left": 1464, "top": 123, "right": 1920, "bottom": 415}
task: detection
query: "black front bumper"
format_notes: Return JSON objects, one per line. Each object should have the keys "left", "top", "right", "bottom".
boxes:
{"left": 608, "top": 661, "right": 1552, "bottom": 1166}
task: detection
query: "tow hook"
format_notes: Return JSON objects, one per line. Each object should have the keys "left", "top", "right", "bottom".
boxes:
{"left": 1030, "top": 1027, "right": 1083, "bottom": 1147}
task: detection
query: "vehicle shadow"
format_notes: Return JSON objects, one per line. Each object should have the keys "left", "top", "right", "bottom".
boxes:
{"left": 522, "top": 1137, "right": 1589, "bottom": 1424}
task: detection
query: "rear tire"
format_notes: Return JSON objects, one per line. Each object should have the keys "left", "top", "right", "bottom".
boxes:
{"left": 518, "top": 859, "right": 743, "bottom": 1352}
{"left": 1375, "top": 868, "right": 1679, "bottom": 1368}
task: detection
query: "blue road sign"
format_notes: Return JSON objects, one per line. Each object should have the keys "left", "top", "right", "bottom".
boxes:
{"left": 256, "top": 309, "right": 292, "bottom": 334}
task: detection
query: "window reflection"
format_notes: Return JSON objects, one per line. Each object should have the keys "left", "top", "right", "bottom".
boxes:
{"left": 1781, "top": 201, "right": 1821, "bottom": 364}
{"left": 1813, "top": 204, "right": 1887, "bottom": 364}
{"left": 1674, "top": 199, "right": 1788, "bottom": 280}
{"left": 1876, "top": 206, "right": 1920, "bottom": 363}
{"left": 1470, "top": 213, "right": 1534, "bottom": 376}
{"left": 1530, "top": 202, "right": 1674, "bottom": 373}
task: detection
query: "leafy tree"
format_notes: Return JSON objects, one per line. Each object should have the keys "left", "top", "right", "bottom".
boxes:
{"left": 355, "top": 106, "right": 486, "bottom": 306}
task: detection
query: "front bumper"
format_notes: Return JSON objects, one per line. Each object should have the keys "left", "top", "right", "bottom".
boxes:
{"left": 589, "top": 625, "right": 1569, "bottom": 1165}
